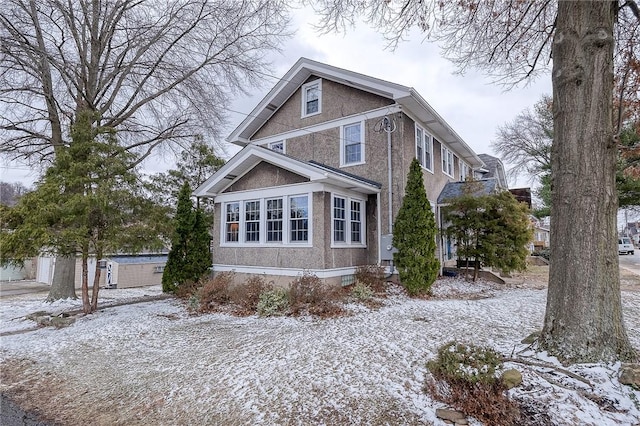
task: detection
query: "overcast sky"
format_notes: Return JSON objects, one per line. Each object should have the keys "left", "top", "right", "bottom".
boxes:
{"left": 1, "top": 5, "right": 552, "bottom": 187}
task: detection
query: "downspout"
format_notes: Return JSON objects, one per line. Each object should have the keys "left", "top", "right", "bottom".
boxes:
{"left": 385, "top": 116, "right": 396, "bottom": 275}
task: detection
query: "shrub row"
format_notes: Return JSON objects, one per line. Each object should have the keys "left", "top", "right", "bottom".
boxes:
{"left": 178, "top": 265, "right": 388, "bottom": 318}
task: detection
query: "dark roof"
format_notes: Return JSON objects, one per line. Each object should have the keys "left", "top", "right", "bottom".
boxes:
{"left": 478, "top": 154, "right": 500, "bottom": 178}
{"left": 437, "top": 178, "right": 499, "bottom": 204}
{"left": 308, "top": 160, "right": 383, "bottom": 189}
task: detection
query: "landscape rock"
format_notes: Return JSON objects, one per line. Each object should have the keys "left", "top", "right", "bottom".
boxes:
{"left": 502, "top": 368, "right": 523, "bottom": 389}
{"left": 619, "top": 363, "right": 640, "bottom": 389}
{"left": 435, "top": 408, "right": 466, "bottom": 422}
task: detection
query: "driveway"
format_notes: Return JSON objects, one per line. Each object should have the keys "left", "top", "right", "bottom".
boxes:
{"left": 0, "top": 281, "right": 50, "bottom": 299}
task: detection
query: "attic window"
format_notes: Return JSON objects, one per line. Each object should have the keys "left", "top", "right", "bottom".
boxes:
{"left": 301, "top": 79, "right": 322, "bottom": 117}
{"left": 269, "top": 140, "right": 285, "bottom": 153}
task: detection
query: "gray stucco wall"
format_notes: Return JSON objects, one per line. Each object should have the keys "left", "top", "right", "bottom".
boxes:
{"left": 253, "top": 77, "right": 395, "bottom": 140}
{"left": 224, "top": 161, "right": 308, "bottom": 193}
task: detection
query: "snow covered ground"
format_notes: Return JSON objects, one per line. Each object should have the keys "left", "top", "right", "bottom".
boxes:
{"left": 1, "top": 279, "right": 639, "bottom": 425}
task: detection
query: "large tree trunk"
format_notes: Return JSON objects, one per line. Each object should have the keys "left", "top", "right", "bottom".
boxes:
{"left": 541, "top": 1, "right": 635, "bottom": 363}
{"left": 46, "top": 256, "right": 77, "bottom": 301}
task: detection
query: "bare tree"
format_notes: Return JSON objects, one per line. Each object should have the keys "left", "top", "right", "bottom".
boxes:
{"left": 0, "top": 0, "right": 290, "bottom": 300}
{"left": 0, "top": 181, "right": 29, "bottom": 206}
{"left": 312, "top": 0, "right": 639, "bottom": 362}
{"left": 493, "top": 94, "right": 553, "bottom": 182}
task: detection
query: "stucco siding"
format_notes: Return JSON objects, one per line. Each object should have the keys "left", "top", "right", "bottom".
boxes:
{"left": 253, "top": 77, "right": 395, "bottom": 140}
{"left": 223, "top": 161, "right": 308, "bottom": 193}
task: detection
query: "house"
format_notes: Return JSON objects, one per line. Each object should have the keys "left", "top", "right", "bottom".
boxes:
{"left": 195, "top": 58, "right": 489, "bottom": 285}
{"left": 476, "top": 154, "right": 508, "bottom": 188}
{"left": 531, "top": 217, "right": 550, "bottom": 251}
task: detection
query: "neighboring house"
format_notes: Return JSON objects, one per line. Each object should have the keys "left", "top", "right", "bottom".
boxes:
{"left": 35, "top": 253, "right": 167, "bottom": 289}
{"left": 531, "top": 217, "right": 550, "bottom": 251}
{"left": 195, "top": 58, "right": 488, "bottom": 285}
{"left": 476, "top": 154, "right": 508, "bottom": 188}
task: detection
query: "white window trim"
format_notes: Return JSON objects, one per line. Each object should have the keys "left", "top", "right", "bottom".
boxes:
{"left": 340, "top": 120, "right": 365, "bottom": 167}
{"left": 459, "top": 161, "right": 470, "bottom": 181}
{"left": 330, "top": 193, "right": 367, "bottom": 248}
{"left": 415, "top": 124, "right": 434, "bottom": 173}
{"left": 301, "top": 79, "right": 322, "bottom": 118}
{"left": 442, "top": 146, "right": 454, "bottom": 178}
{"left": 268, "top": 140, "right": 286, "bottom": 153}
{"left": 221, "top": 193, "right": 312, "bottom": 247}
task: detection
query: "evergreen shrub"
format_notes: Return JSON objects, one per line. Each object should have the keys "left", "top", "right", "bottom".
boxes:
{"left": 257, "top": 288, "right": 289, "bottom": 317}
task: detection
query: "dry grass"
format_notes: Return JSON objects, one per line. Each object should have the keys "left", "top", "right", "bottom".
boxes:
{"left": 507, "top": 262, "right": 640, "bottom": 292}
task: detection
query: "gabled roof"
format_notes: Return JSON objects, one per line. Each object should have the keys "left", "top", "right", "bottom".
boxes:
{"left": 228, "top": 57, "right": 483, "bottom": 168}
{"left": 193, "top": 145, "right": 381, "bottom": 197}
{"left": 437, "top": 178, "right": 500, "bottom": 204}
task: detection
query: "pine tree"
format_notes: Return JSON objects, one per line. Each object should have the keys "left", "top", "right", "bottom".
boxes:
{"left": 162, "top": 182, "right": 211, "bottom": 293}
{"left": 392, "top": 158, "right": 440, "bottom": 295}
{"left": 443, "top": 188, "right": 532, "bottom": 281}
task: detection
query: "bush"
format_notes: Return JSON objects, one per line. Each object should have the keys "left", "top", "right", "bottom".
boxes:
{"left": 425, "top": 341, "right": 520, "bottom": 426}
{"left": 532, "top": 248, "right": 550, "bottom": 261}
{"left": 198, "top": 272, "right": 234, "bottom": 312}
{"left": 427, "top": 341, "right": 502, "bottom": 385}
{"left": 354, "top": 265, "right": 386, "bottom": 293}
{"left": 257, "top": 288, "right": 289, "bottom": 317}
{"left": 229, "top": 275, "right": 271, "bottom": 315}
{"left": 288, "top": 271, "right": 345, "bottom": 317}
{"left": 351, "top": 282, "right": 374, "bottom": 301}
{"left": 288, "top": 270, "right": 325, "bottom": 305}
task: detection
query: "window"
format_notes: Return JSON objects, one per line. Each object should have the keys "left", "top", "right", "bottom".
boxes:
{"left": 459, "top": 161, "right": 470, "bottom": 181}
{"left": 269, "top": 140, "right": 285, "bottom": 153}
{"left": 225, "top": 202, "right": 240, "bottom": 242}
{"left": 416, "top": 127, "right": 423, "bottom": 166}
{"left": 350, "top": 200, "right": 362, "bottom": 243}
{"left": 223, "top": 195, "right": 310, "bottom": 245}
{"left": 415, "top": 125, "right": 433, "bottom": 171}
{"left": 153, "top": 265, "right": 165, "bottom": 273}
{"left": 302, "top": 79, "right": 321, "bottom": 117}
{"left": 266, "top": 198, "right": 283, "bottom": 242}
{"left": 333, "top": 196, "right": 346, "bottom": 242}
{"left": 245, "top": 200, "right": 260, "bottom": 242}
{"left": 290, "top": 195, "right": 309, "bottom": 242}
{"left": 332, "top": 195, "right": 365, "bottom": 246}
{"left": 341, "top": 122, "right": 364, "bottom": 165}
{"left": 442, "top": 145, "right": 454, "bottom": 177}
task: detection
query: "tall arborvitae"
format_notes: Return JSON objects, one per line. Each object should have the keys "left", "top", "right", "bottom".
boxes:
{"left": 392, "top": 158, "right": 440, "bottom": 295}
{"left": 162, "top": 182, "right": 211, "bottom": 293}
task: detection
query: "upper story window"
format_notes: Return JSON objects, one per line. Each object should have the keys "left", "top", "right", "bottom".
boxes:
{"left": 301, "top": 79, "right": 322, "bottom": 118}
{"left": 341, "top": 121, "right": 364, "bottom": 166}
{"left": 332, "top": 194, "right": 365, "bottom": 246}
{"left": 269, "top": 140, "right": 285, "bottom": 153}
{"left": 459, "top": 161, "right": 470, "bottom": 181}
{"left": 223, "top": 194, "right": 310, "bottom": 246}
{"left": 415, "top": 124, "right": 433, "bottom": 171}
{"left": 442, "top": 145, "right": 454, "bottom": 177}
